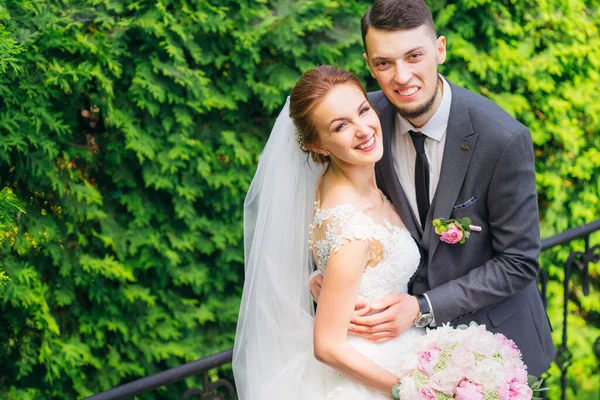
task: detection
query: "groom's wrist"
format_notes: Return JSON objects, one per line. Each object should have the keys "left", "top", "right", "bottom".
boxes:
{"left": 413, "top": 294, "right": 434, "bottom": 328}
{"left": 422, "top": 293, "right": 436, "bottom": 326}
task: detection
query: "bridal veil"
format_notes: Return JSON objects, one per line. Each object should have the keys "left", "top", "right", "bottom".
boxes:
{"left": 232, "top": 99, "right": 327, "bottom": 399}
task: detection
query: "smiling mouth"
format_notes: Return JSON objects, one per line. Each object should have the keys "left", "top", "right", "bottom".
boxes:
{"left": 355, "top": 135, "right": 375, "bottom": 150}
{"left": 396, "top": 87, "right": 419, "bottom": 96}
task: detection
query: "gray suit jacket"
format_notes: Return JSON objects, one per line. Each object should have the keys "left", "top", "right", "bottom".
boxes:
{"left": 370, "top": 81, "right": 555, "bottom": 376}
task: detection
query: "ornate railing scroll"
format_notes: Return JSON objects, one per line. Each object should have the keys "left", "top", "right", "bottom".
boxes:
{"left": 87, "top": 219, "right": 600, "bottom": 400}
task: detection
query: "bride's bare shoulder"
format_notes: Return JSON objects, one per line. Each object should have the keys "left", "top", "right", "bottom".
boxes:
{"left": 317, "top": 184, "right": 362, "bottom": 212}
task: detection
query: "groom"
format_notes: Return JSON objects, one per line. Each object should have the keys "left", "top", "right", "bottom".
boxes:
{"left": 310, "top": 0, "right": 555, "bottom": 376}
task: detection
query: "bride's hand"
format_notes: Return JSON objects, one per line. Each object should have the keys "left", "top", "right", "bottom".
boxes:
{"left": 348, "top": 293, "right": 419, "bottom": 343}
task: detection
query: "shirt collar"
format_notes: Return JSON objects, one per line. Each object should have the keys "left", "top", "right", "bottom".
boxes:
{"left": 396, "top": 75, "right": 452, "bottom": 142}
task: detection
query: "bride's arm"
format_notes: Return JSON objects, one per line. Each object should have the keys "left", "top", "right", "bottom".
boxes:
{"left": 313, "top": 238, "right": 399, "bottom": 396}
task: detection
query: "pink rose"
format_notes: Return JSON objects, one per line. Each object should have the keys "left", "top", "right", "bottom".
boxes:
{"left": 500, "top": 373, "right": 531, "bottom": 399}
{"left": 440, "top": 224, "right": 464, "bottom": 244}
{"left": 419, "top": 385, "right": 438, "bottom": 400}
{"left": 455, "top": 379, "right": 484, "bottom": 400}
{"left": 508, "top": 383, "right": 533, "bottom": 400}
{"left": 417, "top": 347, "right": 441, "bottom": 376}
{"left": 496, "top": 334, "right": 521, "bottom": 357}
{"left": 498, "top": 381, "right": 510, "bottom": 400}
{"left": 504, "top": 367, "right": 528, "bottom": 386}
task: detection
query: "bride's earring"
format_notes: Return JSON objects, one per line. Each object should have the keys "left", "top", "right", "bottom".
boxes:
{"left": 323, "top": 151, "right": 330, "bottom": 156}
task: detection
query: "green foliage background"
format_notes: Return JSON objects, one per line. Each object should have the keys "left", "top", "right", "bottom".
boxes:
{"left": 0, "top": 0, "right": 598, "bottom": 399}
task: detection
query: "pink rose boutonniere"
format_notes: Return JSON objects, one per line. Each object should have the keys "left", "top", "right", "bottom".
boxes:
{"left": 432, "top": 217, "right": 481, "bottom": 245}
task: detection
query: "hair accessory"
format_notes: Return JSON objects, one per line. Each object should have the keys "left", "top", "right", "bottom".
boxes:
{"left": 294, "top": 127, "right": 309, "bottom": 152}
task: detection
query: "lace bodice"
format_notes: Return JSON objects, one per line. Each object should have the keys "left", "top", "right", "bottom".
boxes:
{"left": 310, "top": 203, "right": 421, "bottom": 302}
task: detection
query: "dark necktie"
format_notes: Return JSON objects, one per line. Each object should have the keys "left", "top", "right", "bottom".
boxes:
{"left": 409, "top": 130, "right": 430, "bottom": 228}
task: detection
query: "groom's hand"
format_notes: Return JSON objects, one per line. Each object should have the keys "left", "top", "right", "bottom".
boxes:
{"left": 309, "top": 273, "right": 324, "bottom": 302}
{"left": 348, "top": 293, "right": 419, "bottom": 343}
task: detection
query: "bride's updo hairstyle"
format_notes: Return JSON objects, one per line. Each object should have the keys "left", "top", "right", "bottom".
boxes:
{"left": 289, "top": 65, "right": 367, "bottom": 164}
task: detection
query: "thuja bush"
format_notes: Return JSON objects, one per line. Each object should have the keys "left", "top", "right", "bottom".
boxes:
{"left": 0, "top": 0, "right": 372, "bottom": 398}
{"left": 0, "top": 0, "right": 598, "bottom": 399}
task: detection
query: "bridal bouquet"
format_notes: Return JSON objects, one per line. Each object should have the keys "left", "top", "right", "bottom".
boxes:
{"left": 394, "top": 323, "right": 545, "bottom": 400}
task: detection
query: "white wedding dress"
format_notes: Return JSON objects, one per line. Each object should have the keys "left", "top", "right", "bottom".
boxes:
{"left": 311, "top": 200, "right": 425, "bottom": 399}
{"left": 233, "top": 99, "right": 425, "bottom": 400}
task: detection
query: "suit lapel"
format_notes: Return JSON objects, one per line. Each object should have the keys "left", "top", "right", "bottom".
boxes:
{"left": 425, "top": 83, "right": 477, "bottom": 262}
{"left": 374, "top": 95, "right": 421, "bottom": 241}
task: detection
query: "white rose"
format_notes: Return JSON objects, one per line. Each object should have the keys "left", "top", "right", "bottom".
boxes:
{"left": 426, "top": 328, "right": 462, "bottom": 349}
{"left": 428, "top": 368, "right": 464, "bottom": 394}
{"left": 399, "top": 376, "right": 420, "bottom": 400}
{"left": 471, "top": 358, "right": 504, "bottom": 390}
{"left": 450, "top": 346, "right": 476, "bottom": 374}
{"left": 465, "top": 331, "right": 496, "bottom": 357}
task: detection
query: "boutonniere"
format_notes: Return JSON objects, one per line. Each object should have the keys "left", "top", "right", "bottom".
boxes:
{"left": 432, "top": 217, "right": 481, "bottom": 244}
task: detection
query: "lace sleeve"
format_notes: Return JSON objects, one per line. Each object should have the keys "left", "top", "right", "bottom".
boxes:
{"left": 310, "top": 204, "right": 377, "bottom": 274}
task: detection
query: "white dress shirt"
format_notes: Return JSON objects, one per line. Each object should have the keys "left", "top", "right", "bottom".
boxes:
{"left": 392, "top": 76, "right": 453, "bottom": 228}
{"left": 392, "top": 76, "right": 452, "bottom": 326}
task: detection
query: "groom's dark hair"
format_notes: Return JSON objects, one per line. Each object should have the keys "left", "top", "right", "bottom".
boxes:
{"left": 361, "top": 0, "right": 437, "bottom": 53}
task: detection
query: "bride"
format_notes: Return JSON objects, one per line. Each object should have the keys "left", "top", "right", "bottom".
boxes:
{"left": 233, "top": 65, "right": 424, "bottom": 399}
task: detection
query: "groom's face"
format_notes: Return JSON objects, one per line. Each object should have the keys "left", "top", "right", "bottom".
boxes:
{"left": 363, "top": 25, "right": 446, "bottom": 127}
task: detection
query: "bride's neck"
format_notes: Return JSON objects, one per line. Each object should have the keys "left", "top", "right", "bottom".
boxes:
{"left": 325, "top": 162, "right": 378, "bottom": 197}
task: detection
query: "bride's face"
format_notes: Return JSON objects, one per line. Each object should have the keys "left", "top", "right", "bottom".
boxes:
{"left": 309, "top": 83, "right": 383, "bottom": 167}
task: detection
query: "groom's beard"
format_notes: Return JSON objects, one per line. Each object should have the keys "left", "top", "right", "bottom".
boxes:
{"left": 396, "top": 79, "right": 440, "bottom": 121}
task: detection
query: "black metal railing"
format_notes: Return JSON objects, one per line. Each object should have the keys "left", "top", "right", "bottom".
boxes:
{"left": 87, "top": 219, "right": 600, "bottom": 400}
{"left": 539, "top": 219, "right": 600, "bottom": 400}
{"left": 86, "top": 349, "right": 234, "bottom": 400}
